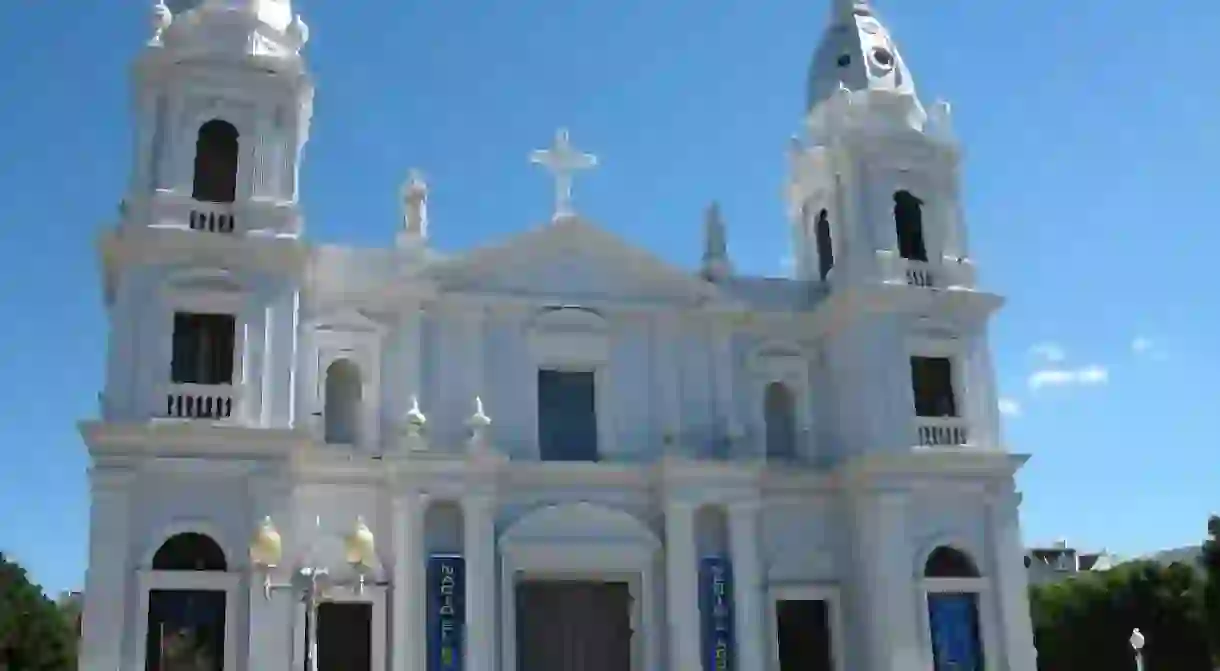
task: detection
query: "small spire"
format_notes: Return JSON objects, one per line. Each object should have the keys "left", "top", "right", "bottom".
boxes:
{"left": 701, "top": 202, "right": 732, "bottom": 282}
{"left": 397, "top": 169, "right": 428, "bottom": 248}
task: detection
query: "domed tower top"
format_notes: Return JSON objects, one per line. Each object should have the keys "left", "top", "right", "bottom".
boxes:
{"left": 149, "top": 0, "right": 307, "bottom": 66}
{"left": 805, "top": 0, "right": 919, "bottom": 113}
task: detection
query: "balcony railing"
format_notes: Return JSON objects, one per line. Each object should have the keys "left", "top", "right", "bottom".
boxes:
{"left": 162, "top": 383, "right": 239, "bottom": 421}
{"left": 915, "top": 417, "right": 970, "bottom": 447}
{"left": 905, "top": 261, "right": 936, "bottom": 288}
{"left": 188, "top": 202, "right": 237, "bottom": 234}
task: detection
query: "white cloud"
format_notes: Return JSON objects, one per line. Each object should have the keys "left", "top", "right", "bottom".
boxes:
{"left": 1132, "top": 336, "right": 1168, "bottom": 361}
{"left": 998, "top": 398, "right": 1022, "bottom": 417}
{"left": 1029, "top": 342, "right": 1067, "bottom": 364}
{"left": 1028, "top": 365, "right": 1109, "bottom": 390}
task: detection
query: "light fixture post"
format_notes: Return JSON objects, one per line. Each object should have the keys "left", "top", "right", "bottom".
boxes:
{"left": 249, "top": 516, "right": 385, "bottom": 671}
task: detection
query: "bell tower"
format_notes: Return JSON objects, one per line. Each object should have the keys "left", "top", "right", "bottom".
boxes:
{"left": 97, "top": 0, "right": 314, "bottom": 431}
{"left": 787, "top": 0, "right": 973, "bottom": 292}
{"left": 126, "top": 0, "right": 313, "bottom": 238}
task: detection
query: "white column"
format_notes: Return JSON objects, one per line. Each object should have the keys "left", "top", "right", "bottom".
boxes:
{"left": 665, "top": 502, "right": 700, "bottom": 671}
{"left": 393, "top": 493, "right": 427, "bottom": 671}
{"left": 463, "top": 495, "right": 497, "bottom": 671}
{"left": 729, "top": 501, "right": 766, "bottom": 671}
{"left": 854, "top": 492, "right": 923, "bottom": 671}
{"left": 78, "top": 467, "right": 133, "bottom": 671}
{"left": 989, "top": 490, "right": 1038, "bottom": 671}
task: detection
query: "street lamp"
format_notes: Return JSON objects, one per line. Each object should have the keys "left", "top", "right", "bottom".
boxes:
{"left": 250, "top": 516, "right": 383, "bottom": 671}
{"left": 1129, "top": 628, "right": 1146, "bottom": 671}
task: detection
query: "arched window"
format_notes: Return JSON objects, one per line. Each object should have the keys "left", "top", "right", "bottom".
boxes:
{"left": 324, "top": 359, "right": 363, "bottom": 445}
{"left": 924, "top": 545, "right": 985, "bottom": 671}
{"left": 192, "top": 119, "right": 239, "bottom": 204}
{"left": 815, "top": 208, "right": 834, "bottom": 281}
{"left": 151, "top": 532, "right": 228, "bottom": 572}
{"left": 764, "top": 381, "right": 798, "bottom": 461}
{"left": 894, "top": 190, "right": 927, "bottom": 262}
{"left": 924, "top": 545, "right": 980, "bottom": 578}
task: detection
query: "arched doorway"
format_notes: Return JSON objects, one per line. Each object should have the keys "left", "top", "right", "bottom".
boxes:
{"left": 923, "top": 545, "right": 985, "bottom": 671}
{"left": 143, "top": 533, "right": 230, "bottom": 671}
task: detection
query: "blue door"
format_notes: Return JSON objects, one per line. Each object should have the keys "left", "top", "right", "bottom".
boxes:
{"left": 928, "top": 592, "right": 984, "bottom": 671}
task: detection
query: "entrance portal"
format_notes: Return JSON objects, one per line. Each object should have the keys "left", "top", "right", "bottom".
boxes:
{"left": 516, "top": 581, "right": 633, "bottom": 671}
{"left": 316, "top": 602, "right": 373, "bottom": 671}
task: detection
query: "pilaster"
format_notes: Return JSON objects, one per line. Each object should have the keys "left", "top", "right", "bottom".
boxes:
{"left": 392, "top": 492, "right": 427, "bottom": 671}
{"left": 728, "top": 501, "right": 766, "bottom": 671}
{"left": 654, "top": 314, "right": 683, "bottom": 452}
{"left": 664, "top": 501, "right": 700, "bottom": 671}
{"left": 462, "top": 495, "right": 497, "bottom": 671}
{"left": 711, "top": 322, "right": 739, "bottom": 445}
{"left": 988, "top": 489, "right": 1038, "bottom": 671}
{"left": 78, "top": 466, "right": 134, "bottom": 671}
{"left": 384, "top": 302, "right": 423, "bottom": 438}
{"left": 852, "top": 491, "right": 923, "bottom": 671}
{"left": 247, "top": 468, "right": 293, "bottom": 671}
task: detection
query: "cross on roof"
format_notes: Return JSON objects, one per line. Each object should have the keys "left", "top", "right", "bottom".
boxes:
{"left": 530, "top": 128, "right": 597, "bottom": 221}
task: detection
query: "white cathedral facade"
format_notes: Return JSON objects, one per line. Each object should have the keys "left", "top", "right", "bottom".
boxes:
{"left": 78, "top": 1, "right": 1039, "bottom": 670}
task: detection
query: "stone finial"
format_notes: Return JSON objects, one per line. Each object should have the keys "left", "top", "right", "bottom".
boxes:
{"left": 700, "top": 202, "right": 732, "bottom": 282}
{"left": 398, "top": 169, "right": 428, "bottom": 248}
{"left": 150, "top": 1, "right": 173, "bottom": 46}
{"left": 287, "top": 14, "right": 310, "bottom": 48}
{"left": 466, "top": 396, "right": 493, "bottom": 453}
{"left": 401, "top": 396, "right": 427, "bottom": 451}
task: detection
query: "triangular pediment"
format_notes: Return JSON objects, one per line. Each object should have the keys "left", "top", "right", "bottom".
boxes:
{"left": 309, "top": 308, "right": 386, "bottom": 334}
{"left": 430, "top": 217, "right": 722, "bottom": 306}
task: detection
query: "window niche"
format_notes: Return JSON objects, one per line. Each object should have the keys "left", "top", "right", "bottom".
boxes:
{"left": 909, "top": 356, "right": 958, "bottom": 418}
{"left": 192, "top": 119, "right": 239, "bottom": 204}
{"left": 814, "top": 208, "right": 834, "bottom": 281}
{"left": 894, "top": 190, "right": 928, "bottom": 262}
{"left": 527, "top": 307, "right": 611, "bottom": 462}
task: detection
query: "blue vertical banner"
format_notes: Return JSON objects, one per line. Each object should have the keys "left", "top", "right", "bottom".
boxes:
{"left": 698, "top": 556, "right": 736, "bottom": 671}
{"left": 928, "top": 593, "right": 984, "bottom": 671}
{"left": 427, "top": 554, "right": 465, "bottom": 671}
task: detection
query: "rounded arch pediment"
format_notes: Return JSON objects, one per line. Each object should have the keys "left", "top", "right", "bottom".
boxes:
{"left": 501, "top": 502, "right": 658, "bottom": 551}
{"left": 529, "top": 306, "right": 608, "bottom": 334}
{"left": 912, "top": 532, "right": 985, "bottom": 580}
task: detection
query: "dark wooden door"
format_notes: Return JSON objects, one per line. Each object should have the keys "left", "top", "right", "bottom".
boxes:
{"left": 145, "top": 589, "right": 226, "bottom": 671}
{"left": 316, "top": 602, "right": 373, "bottom": 671}
{"left": 516, "top": 581, "right": 633, "bottom": 671}
{"left": 776, "top": 599, "right": 834, "bottom": 671}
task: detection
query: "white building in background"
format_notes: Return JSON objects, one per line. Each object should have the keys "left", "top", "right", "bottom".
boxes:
{"left": 78, "top": 1, "right": 1039, "bottom": 670}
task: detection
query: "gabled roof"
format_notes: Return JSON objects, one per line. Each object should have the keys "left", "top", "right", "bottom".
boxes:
{"left": 426, "top": 216, "right": 726, "bottom": 307}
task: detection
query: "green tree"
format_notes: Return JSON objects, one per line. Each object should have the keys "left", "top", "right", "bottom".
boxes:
{"left": 1030, "top": 560, "right": 1211, "bottom": 671}
{"left": 0, "top": 552, "right": 77, "bottom": 671}
{"left": 1204, "top": 515, "right": 1220, "bottom": 661}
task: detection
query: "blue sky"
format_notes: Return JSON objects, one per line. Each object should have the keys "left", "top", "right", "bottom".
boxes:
{"left": 0, "top": 0, "right": 1216, "bottom": 594}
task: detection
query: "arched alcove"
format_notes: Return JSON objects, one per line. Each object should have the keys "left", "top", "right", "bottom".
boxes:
{"left": 323, "top": 359, "right": 362, "bottom": 445}
{"left": 192, "top": 119, "right": 239, "bottom": 204}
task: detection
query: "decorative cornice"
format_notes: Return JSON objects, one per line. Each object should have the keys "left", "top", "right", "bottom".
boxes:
{"left": 80, "top": 420, "right": 308, "bottom": 459}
